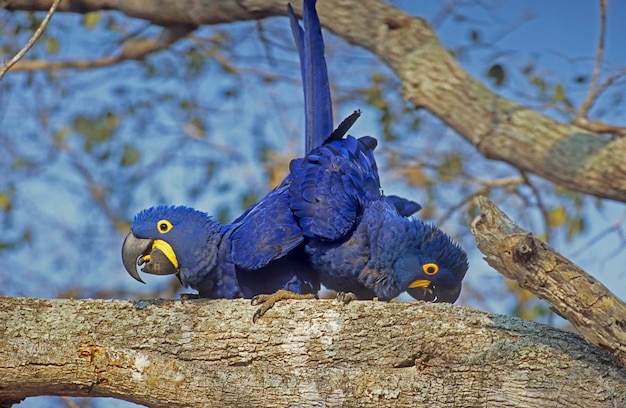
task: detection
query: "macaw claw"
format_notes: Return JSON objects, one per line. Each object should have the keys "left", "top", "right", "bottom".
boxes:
{"left": 335, "top": 292, "right": 357, "bottom": 304}
{"left": 251, "top": 290, "right": 316, "bottom": 323}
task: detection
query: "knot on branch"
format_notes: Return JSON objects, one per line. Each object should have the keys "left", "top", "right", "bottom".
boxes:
{"left": 513, "top": 233, "right": 536, "bottom": 264}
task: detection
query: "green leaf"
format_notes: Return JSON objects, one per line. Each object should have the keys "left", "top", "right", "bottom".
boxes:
{"left": 53, "top": 127, "right": 69, "bottom": 148}
{"left": 0, "top": 185, "right": 15, "bottom": 212}
{"left": 0, "top": 191, "right": 12, "bottom": 212}
{"left": 548, "top": 206, "right": 567, "bottom": 228}
{"left": 185, "top": 48, "right": 207, "bottom": 77}
{"left": 487, "top": 64, "right": 505, "bottom": 87}
{"left": 241, "top": 191, "right": 260, "bottom": 211}
{"left": 82, "top": 12, "right": 100, "bottom": 30}
{"left": 552, "top": 83, "right": 569, "bottom": 105}
{"left": 530, "top": 75, "right": 547, "bottom": 95}
{"left": 46, "top": 37, "right": 58, "bottom": 54}
{"left": 566, "top": 217, "right": 585, "bottom": 241}
{"left": 120, "top": 145, "right": 140, "bottom": 167}
{"left": 438, "top": 153, "right": 464, "bottom": 182}
{"left": 73, "top": 112, "right": 118, "bottom": 153}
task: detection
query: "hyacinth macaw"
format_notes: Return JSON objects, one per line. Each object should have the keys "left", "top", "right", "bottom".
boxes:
{"left": 288, "top": 133, "right": 469, "bottom": 303}
{"left": 277, "top": 0, "right": 468, "bottom": 304}
{"left": 120, "top": 0, "right": 333, "bottom": 303}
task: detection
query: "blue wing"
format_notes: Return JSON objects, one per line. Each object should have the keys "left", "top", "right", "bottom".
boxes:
{"left": 230, "top": 0, "right": 336, "bottom": 271}
{"left": 290, "top": 135, "right": 382, "bottom": 240}
{"left": 230, "top": 179, "right": 304, "bottom": 270}
{"left": 288, "top": 0, "right": 333, "bottom": 153}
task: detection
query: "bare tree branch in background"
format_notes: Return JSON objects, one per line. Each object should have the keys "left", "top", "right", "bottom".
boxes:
{"left": 0, "top": 0, "right": 61, "bottom": 81}
{"left": 8, "top": 24, "right": 195, "bottom": 72}
{"left": 575, "top": 0, "right": 607, "bottom": 120}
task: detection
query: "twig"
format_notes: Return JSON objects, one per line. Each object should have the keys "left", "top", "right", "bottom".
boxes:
{"left": 571, "top": 209, "right": 626, "bottom": 256}
{"left": 593, "top": 66, "right": 626, "bottom": 100}
{"left": 436, "top": 176, "right": 524, "bottom": 225}
{"left": 59, "top": 397, "right": 80, "bottom": 408}
{"left": 576, "top": 0, "right": 607, "bottom": 119}
{"left": 0, "top": 0, "right": 62, "bottom": 81}
{"left": 9, "top": 24, "right": 196, "bottom": 73}
{"left": 519, "top": 172, "right": 552, "bottom": 243}
{"left": 572, "top": 116, "right": 626, "bottom": 136}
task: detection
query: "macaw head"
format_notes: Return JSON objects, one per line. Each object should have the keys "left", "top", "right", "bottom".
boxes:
{"left": 121, "top": 205, "right": 223, "bottom": 285}
{"left": 393, "top": 220, "right": 469, "bottom": 304}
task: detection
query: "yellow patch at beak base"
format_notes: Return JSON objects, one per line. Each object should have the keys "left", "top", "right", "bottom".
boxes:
{"left": 408, "top": 279, "right": 431, "bottom": 289}
{"left": 152, "top": 240, "right": 178, "bottom": 269}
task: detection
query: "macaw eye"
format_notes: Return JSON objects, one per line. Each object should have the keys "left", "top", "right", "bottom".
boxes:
{"left": 157, "top": 219, "right": 173, "bottom": 233}
{"left": 423, "top": 263, "right": 439, "bottom": 275}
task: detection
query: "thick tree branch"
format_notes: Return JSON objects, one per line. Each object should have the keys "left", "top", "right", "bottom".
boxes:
{"left": 6, "top": 0, "right": 626, "bottom": 203}
{"left": 471, "top": 195, "right": 626, "bottom": 367}
{"left": 1, "top": 297, "right": 626, "bottom": 407}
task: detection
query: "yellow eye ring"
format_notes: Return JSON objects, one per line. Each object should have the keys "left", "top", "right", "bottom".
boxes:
{"left": 423, "top": 263, "right": 439, "bottom": 275}
{"left": 157, "top": 219, "right": 173, "bottom": 234}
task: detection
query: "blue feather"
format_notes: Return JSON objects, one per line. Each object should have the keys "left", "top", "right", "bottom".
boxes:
{"left": 288, "top": 0, "right": 333, "bottom": 153}
{"left": 125, "top": 200, "right": 318, "bottom": 299}
{"left": 289, "top": 138, "right": 468, "bottom": 302}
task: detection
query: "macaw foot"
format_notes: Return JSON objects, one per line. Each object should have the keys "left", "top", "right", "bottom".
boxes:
{"left": 251, "top": 290, "right": 316, "bottom": 323}
{"left": 335, "top": 292, "right": 357, "bottom": 304}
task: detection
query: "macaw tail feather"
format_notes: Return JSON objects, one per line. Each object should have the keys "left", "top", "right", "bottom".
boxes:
{"left": 288, "top": 0, "right": 333, "bottom": 153}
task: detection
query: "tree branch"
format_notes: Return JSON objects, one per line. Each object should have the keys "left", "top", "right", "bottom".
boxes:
{"left": 471, "top": 195, "right": 626, "bottom": 367}
{"left": 0, "top": 0, "right": 61, "bottom": 81}
{"left": 6, "top": 0, "right": 626, "bottom": 203}
{"left": 1, "top": 297, "right": 626, "bottom": 407}
{"left": 9, "top": 24, "right": 196, "bottom": 72}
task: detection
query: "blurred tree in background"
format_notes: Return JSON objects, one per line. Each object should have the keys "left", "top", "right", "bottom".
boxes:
{"left": 1, "top": 0, "right": 625, "bottom": 333}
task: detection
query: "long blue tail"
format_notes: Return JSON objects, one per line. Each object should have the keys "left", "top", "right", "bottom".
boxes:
{"left": 288, "top": 0, "right": 333, "bottom": 153}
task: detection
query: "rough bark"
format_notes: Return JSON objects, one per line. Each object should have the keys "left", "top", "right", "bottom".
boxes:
{"left": 1, "top": 296, "right": 625, "bottom": 407}
{"left": 471, "top": 196, "right": 626, "bottom": 368}
{"left": 6, "top": 0, "right": 626, "bottom": 203}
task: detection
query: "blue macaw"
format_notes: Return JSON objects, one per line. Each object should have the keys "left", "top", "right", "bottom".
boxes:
{"left": 119, "top": 0, "right": 336, "bottom": 302}
{"left": 121, "top": 196, "right": 317, "bottom": 300}
{"left": 279, "top": 0, "right": 468, "bottom": 304}
{"left": 288, "top": 134, "right": 468, "bottom": 303}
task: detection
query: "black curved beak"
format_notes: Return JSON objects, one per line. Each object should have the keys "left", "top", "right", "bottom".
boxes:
{"left": 121, "top": 232, "right": 179, "bottom": 284}
{"left": 122, "top": 232, "right": 150, "bottom": 283}
{"left": 407, "top": 282, "right": 462, "bottom": 304}
{"left": 434, "top": 283, "right": 462, "bottom": 304}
